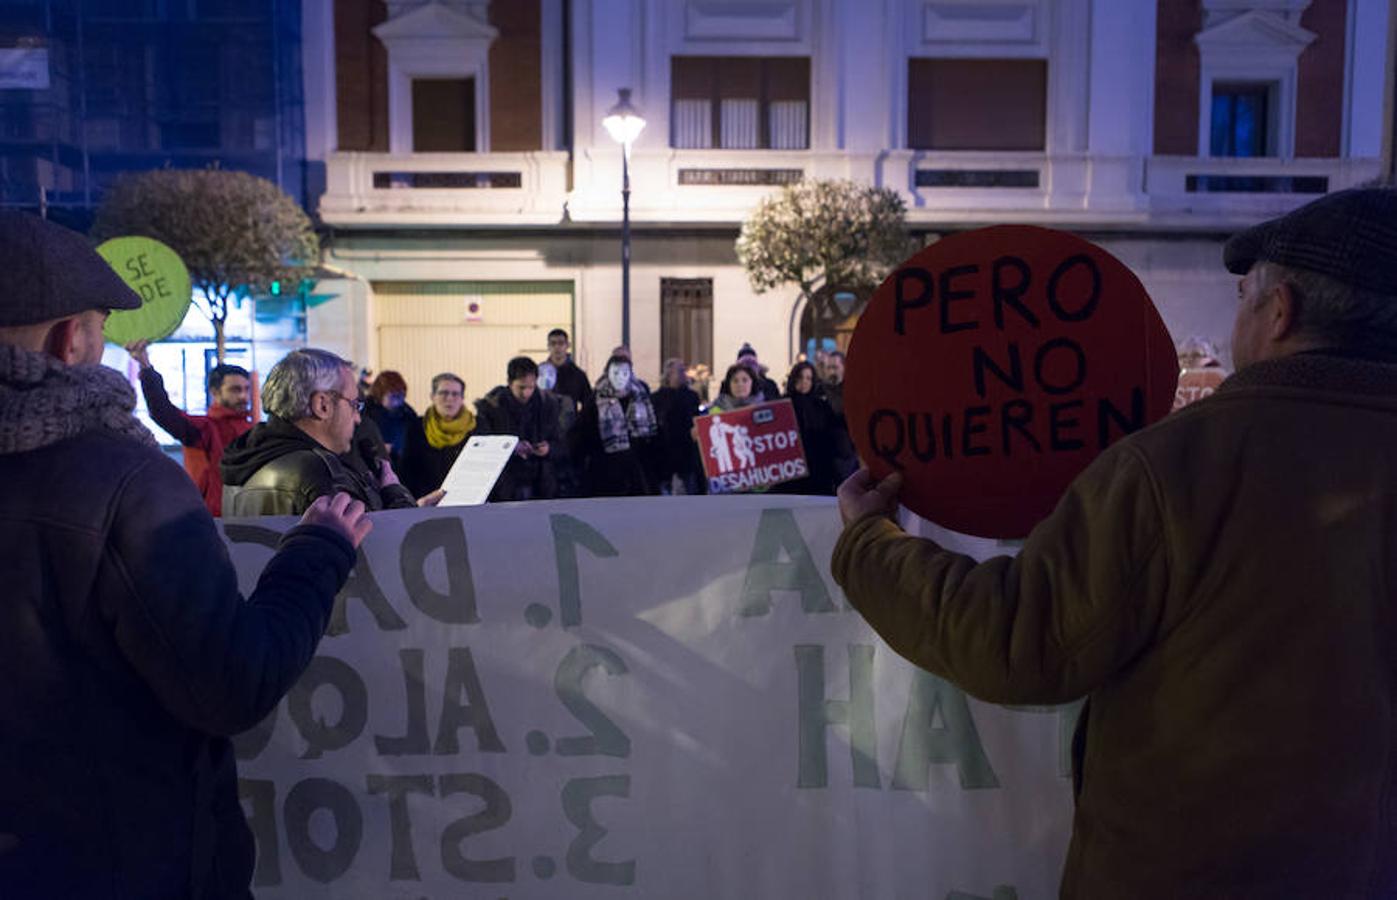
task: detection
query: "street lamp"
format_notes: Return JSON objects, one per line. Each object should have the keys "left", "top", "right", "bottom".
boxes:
{"left": 602, "top": 88, "right": 646, "bottom": 349}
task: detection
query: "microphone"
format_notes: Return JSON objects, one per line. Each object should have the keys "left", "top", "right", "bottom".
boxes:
{"left": 358, "top": 435, "right": 388, "bottom": 469}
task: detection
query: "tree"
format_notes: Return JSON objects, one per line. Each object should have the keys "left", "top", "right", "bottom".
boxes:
{"left": 92, "top": 168, "right": 319, "bottom": 361}
{"left": 735, "top": 178, "right": 910, "bottom": 347}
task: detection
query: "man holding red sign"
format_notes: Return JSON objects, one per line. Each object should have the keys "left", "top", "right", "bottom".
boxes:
{"left": 833, "top": 189, "right": 1397, "bottom": 897}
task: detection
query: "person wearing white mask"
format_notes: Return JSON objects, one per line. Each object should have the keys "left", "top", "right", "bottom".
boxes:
{"left": 573, "top": 354, "right": 660, "bottom": 496}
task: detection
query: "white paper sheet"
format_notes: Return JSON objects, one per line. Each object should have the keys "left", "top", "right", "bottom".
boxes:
{"left": 437, "top": 434, "right": 518, "bottom": 505}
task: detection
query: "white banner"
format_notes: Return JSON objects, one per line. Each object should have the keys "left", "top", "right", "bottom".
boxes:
{"left": 222, "top": 497, "right": 1075, "bottom": 899}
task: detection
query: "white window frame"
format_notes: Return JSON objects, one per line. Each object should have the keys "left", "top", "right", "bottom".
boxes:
{"left": 1194, "top": 9, "right": 1316, "bottom": 158}
{"left": 373, "top": 3, "right": 499, "bottom": 154}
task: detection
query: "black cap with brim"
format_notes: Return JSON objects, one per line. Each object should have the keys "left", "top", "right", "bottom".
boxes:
{"left": 0, "top": 212, "right": 142, "bottom": 328}
{"left": 1223, "top": 187, "right": 1397, "bottom": 296}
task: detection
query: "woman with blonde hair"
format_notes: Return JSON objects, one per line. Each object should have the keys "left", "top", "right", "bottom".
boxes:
{"left": 400, "top": 372, "right": 475, "bottom": 497}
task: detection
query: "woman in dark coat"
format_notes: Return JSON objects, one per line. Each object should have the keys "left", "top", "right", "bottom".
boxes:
{"left": 362, "top": 370, "right": 418, "bottom": 469}
{"left": 399, "top": 372, "right": 475, "bottom": 497}
{"left": 651, "top": 357, "right": 705, "bottom": 494}
{"left": 573, "top": 355, "right": 660, "bottom": 497}
{"left": 775, "top": 361, "right": 841, "bottom": 495}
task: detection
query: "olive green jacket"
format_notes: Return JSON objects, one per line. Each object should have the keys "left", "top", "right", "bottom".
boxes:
{"left": 832, "top": 351, "right": 1397, "bottom": 898}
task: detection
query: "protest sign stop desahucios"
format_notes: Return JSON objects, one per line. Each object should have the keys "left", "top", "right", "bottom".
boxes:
{"left": 844, "top": 225, "right": 1177, "bottom": 539}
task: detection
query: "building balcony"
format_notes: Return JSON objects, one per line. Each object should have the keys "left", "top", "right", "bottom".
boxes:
{"left": 1144, "top": 155, "right": 1384, "bottom": 226}
{"left": 883, "top": 151, "right": 1148, "bottom": 225}
{"left": 317, "top": 148, "right": 1383, "bottom": 232}
{"left": 319, "top": 151, "right": 570, "bottom": 227}
{"left": 568, "top": 148, "right": 875, "bottom": 224}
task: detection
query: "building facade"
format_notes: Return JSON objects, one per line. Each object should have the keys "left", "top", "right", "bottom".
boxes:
{"left": 0, "top": 0, "right": 310, "bottom": 225}
{"left": 314, "top": 0, "right": 1388, "bottom": 400}
{"left": 1, "top": 0, "right": 315, "bottom": 435}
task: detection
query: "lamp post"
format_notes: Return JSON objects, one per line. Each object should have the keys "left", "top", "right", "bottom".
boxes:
{"left": 602, "top": 88, "right": 646, "bottom": 349}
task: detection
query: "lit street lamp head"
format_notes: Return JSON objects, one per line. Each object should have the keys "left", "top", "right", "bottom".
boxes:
{"left": 603, "top": 88, "right": 647, "bottom": 151}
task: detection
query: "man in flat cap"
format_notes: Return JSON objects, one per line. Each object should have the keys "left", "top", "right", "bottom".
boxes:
{"left": 0, "top": 211, "right": 372, "bottom": 896}
{"left": 833, "top": 188, "right": 1397, "bottom": 897}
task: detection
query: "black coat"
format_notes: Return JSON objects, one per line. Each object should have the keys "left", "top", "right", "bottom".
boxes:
{"left": 398, "top": 416, "right": 469, "bottom": 498}
{"left": 362, "top": 398, "right": 419, "bottom": 466}
{"left": 549, "top": 359, "right": 593, "bottom": 411}
{"left": 221, "top": 417, "right": 417, "bottom": 516}
{"left": 822, "top": 380, "right": 859, "bottom": 483}
{"left": 572, "top": 393, "right": 657, "bottom": 497}
{"left": 652, "top": 385, "right": 703, "bottom": 481}
{"left": 474, "top": 386, "right": 563, "bottom": 500}
{"left": 776, "top": 389, "right": 842, "bottom": 495}
{"left": 0, "top": 429, "right": 355, "bottom": 898}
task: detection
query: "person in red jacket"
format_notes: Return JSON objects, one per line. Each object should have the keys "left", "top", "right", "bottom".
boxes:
{"left": 126, "top": 339, "right": 252, "bottom": 516}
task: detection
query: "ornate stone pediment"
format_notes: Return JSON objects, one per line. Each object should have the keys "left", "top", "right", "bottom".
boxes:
{"left": 1201, "top": 0, "right": 1312, "bottom": 28}
{"left": 1195, "top": 7, "right": 1317, "bottom": 54}
{"left": 374, "top": 1, "right": 498, "bottom": 47}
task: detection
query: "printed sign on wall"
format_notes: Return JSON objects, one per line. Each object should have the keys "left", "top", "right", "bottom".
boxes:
{"left": 695, "top": 399, "right": 809, "bottom": 493}
{"left": 844, "top": 225, "right": 1177, "bottom": 539}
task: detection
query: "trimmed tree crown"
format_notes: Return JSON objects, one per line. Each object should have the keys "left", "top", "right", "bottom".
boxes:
{"left": 735, "top": 179, "right": 909, "bottom": 298}
{"left": 92, "top": 168, "right": 318, "bottom": 307}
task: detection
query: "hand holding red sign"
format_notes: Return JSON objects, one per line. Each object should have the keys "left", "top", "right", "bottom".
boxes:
{"left": 844, "top": 225, "right": 1176, "bottom": 538}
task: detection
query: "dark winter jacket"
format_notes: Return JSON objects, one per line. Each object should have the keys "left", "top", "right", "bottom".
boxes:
{"left": 0, "top": 345, "right": 356, "bottom": 899}
{"left": 398, "top": 415, "right": 468, "bottom": 498}
{"left": 652, "top": 385, "right": 704, "bottom": 484}
{"left": 362, "top": 397, "right": 418, "bottom": 466}
{"left": 573, "top": 390, "right": 657, "bottom": 497}
{"left": 821, "top": 380, "right": 858, "bottom": 483}
{"left": 548, "top": 359, "right": 593, "bottom": 411}
{"left": 474, "top": 386, "right": 563, "bottom": 500}
{"left": 221, "top": 417, "right": 416, "bottom": 516}
{"left": 776, "top": 388, "right": 840, "bottom": 495}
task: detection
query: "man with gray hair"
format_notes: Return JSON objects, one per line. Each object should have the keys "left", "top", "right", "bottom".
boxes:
{"left": 222, "top": 347, "right": 428, "bottom": 515}
{"left": 834, "top": 187, "right": 1397, "bottom": 896}
{"left": 0, "top": 212, "right": 371, "bottom": 897}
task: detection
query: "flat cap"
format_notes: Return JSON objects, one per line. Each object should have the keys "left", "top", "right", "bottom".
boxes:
{"left": 1224, "top": 187, "right": 1397, "bottom": 295}
{"left": 0, "top": 212, "right": 142, "bottom": 327}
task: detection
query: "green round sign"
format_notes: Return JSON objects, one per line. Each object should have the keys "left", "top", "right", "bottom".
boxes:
{"left": 97, "top": 236, "right": 193, "bottom": 345}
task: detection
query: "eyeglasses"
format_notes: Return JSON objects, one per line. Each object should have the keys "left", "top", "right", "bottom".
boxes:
{"left": 324, "top": 390, "right": 364, "bottom": 413}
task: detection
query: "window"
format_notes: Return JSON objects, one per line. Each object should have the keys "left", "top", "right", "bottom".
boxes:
{"left": 1192, "top": 10, "right": 1315, "bottom": 159}
{"left": 1209, "top": 83, "right": 1272, "bottom": 157}
{"left": 671, "top": 57, "right": 809, "bottom": 150}
{"left": 412, "top": 78, "right": 476, "bottom": 152}
{"left": 907, "top": 59, "right": 1046, "bottom": 151}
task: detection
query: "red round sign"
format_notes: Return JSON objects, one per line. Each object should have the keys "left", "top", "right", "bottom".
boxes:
{"left": 844, "top": 225, "right": 1177, "bottom": 539}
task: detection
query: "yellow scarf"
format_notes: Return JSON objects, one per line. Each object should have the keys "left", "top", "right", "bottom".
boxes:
{"left": 423, "top": 406, "right": 475, "bottom": 449}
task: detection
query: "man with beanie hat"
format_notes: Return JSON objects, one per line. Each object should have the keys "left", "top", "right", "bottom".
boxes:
{"left": 833, "top": 187, "right": 1397, "bottom": 897}
{"left": 0, "top": 211, "right": 372, "bottom": 897}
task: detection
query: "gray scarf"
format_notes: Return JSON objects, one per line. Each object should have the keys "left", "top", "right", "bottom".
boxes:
{"left": 594, "top": 374, "right": 658, "bottom": 454}
{"left": 0, "top": 343, "right": 157, "bottom": 455}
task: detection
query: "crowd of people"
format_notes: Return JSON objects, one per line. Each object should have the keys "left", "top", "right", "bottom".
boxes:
{"left": 128, "top": 325, "right": 861, "bottom": 515}
{"left": 5, "top": 185, "right": 1395, "bottom": 898}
